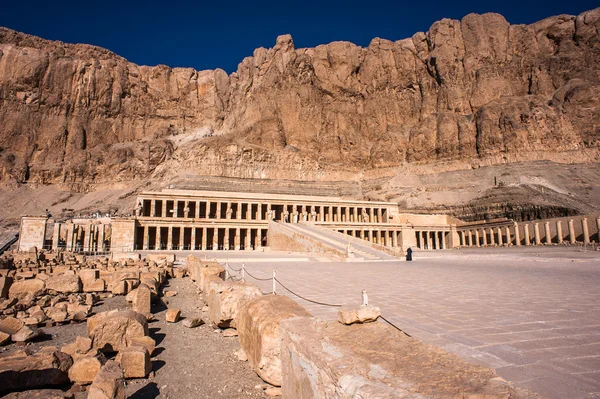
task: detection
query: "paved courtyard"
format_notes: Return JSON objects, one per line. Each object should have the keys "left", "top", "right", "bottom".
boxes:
{"left": 204, "top": 247, "right": 600, "bottom": 399}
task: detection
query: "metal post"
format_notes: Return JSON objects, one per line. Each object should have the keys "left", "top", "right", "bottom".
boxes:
{"left": 362, "top": 289, "right": 368, "bottom": 306}
{"left": 272, "top": 270, "right": 276, "bottom": 295}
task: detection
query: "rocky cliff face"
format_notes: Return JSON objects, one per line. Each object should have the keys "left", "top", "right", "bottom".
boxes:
{"left": 0, "top": 8, "right": 599, "bottom": 186}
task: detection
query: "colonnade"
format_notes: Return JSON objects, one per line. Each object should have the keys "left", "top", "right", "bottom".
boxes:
{"left": 459, "top": 217, "right": 600, "bottom": 247}
{"left": 51, "top": 222, "right": 108, "bottom": 252}
{"left": 139, "top": 198, "right": 389, "bottom": 224}
{"left": 414, "top": 230, "right": 448, "bottom": 250}
{"left": 337, "top": 229, "right": 400, "bottom": 248}
{"left": 135, "top": 225, "right": 267, "bottom": 251}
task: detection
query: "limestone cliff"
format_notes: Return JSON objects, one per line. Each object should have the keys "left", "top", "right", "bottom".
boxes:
{"left": 0, "top": 8, "right": 599, "bottom": 186}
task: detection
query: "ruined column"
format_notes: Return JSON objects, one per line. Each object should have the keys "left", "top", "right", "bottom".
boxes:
{"left": 167, "top": 226, "right": 173, "bottom": 250}
{"left": 534, "top": 223, "right": 541, "bottom": 245}
{"left": 489, "top": 228, "right": 495, "bottom": 246}
{"left": 523, "top": 224, "right": 530, "bottom": 246}
{"left": 52, "top": 223, "right": 61, "bottom": 250}
{"left": 191, "top": 228, "right": 196, "bottom": 250}
{"left": 143, "top": 226, "right": 149, "bottom": 250}
{"left": 201, "top": 227, "right": 207, "bottom": 250}
{"left": 582, "top": 218, "right": 590, "bottom": 244}
{"left": 212, "top": 228, "right": 219, "bottom": 250}
{"left": 100, "top": 225, "right": 106, "bottom": 251}
{"left": 234, "top": 228, "right": 240, "bottom": 250}
{"left": 474, "top": 230, "right": 480, "bottom": 247}
{"left": 568, "top": 219, "right": 576, "bottom": 244}
{"left": 556, "top": 221, "right": 563, "bottom": 243}
{"left": 514, "top": 223, "right": 521, "bottom": 246}
{"left": 544, "top": 222, "right": 552, "bottom": 245}
{"left": 156, "top": 226, "right": 162, "bottom": 250}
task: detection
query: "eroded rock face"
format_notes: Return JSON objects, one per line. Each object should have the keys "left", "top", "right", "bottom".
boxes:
{"left": 0, "top": 8, "right": 598, "bottom": 185}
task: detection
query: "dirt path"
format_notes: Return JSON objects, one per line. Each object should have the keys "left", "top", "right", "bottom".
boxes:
{"left": 125, "top": 276, "right": 268, "bottom": 399}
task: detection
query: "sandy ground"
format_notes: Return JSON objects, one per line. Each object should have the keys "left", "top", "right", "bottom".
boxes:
{"left": 0, "top": 277, "right": 270, "bottom": 399}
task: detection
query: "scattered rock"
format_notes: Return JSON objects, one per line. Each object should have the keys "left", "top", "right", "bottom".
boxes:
{"left": 88, "top": 360, "right": 126, "bottom": 399}
{"left": 165, "top": 308, "right": 181, "bottom": 323}
{"left": 265, "top": 387, "right": 282, "bottom": 397}
{"left": 129, "top": 336, "right": 156, "bottom": 356}
{"left": 164, "top": 290, "right": 177, "bottom": 297}
{"left": 12, "top": 325, "right": 44, "bottom": 342}
{"left": 235, "top": 349, "right": 248, "bottom": 362}
{"left": 207, "top": 280, "right": 262, "bottom": 328}
{"left": 8, "top": 279, "right": 45, "bottom": 299}
{"left": 337, "top": 304, "right": 381, "bottom": 325}
{"left": 0, "top": 349, "right": 73, "bottom": 392}
{"left": 0, "top": 276, "right": 13, "bottom": 298}
{"left": 182, "top": 317, "right": 204, "bottom": 328}
{"left": 0, "top": 331, "right": 10, "bottom": 345}
{"left": 88, "top": 310, "right": 149, "bottom": 352}
{"left": 68, "top": 351, "right": 107, "bottom": 385}
{"left": 46, "top": 275, "right": 81, "bottom": 294}
{"left": 0, "top": 316, "right": 25, "bottom": 335}
{"left": 222, "top": 328, "right": 238, "bottom": 337}
{"left": 115, "top": 346, "right": 151, "bottom": 378}
{"left": 61, "top": 336, "right": 93, "bottom": 361}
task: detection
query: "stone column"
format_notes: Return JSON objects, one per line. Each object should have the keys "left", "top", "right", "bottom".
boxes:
{"left": 100, "top": 225, "right": 106, "bottom": 251}
{"left": 544, "top": 222, "right": 552, "bottom": 245}
{"left": 524, "top": 224, "right": 530, "bottom": 246}
{"left": 252, "top": 229, "right": 259, "bottom": 249}
{"left": 173, "top": 201, "right": 179, "bottom": 218}
{"left": 197, "top": 201, "right": 202, "bottom": 218}
{"left": 234, "top": 228, "right": 240, "bottom": 250}
{"left": 568, "top": 219, "right": 576, "bottom": 244}
{"left": 556, "top": 221, "right": 563, "bottom": 243}
{"left": 496, "top": 227, "right": 503, "bottom": 246}
{"left": 237, "top": 202, "right": 242, "bottom": 220}
{"left": 150, "top": 201, "right": 156, "bottom": 217}
{"left": 582, "top": 218, "right": 590, "bottom": 244}
{"left": 143, "top": 226, "right": 149, "bottom": 250}
{"left": 534, "top": 223, "right": 541, "bottom": 245}
{"left": 328, "top": 206, "right": 333, "bottom": 222}
{"left": 212, "top": 228, "right": 219, "bottom": 250}
{"left": 167, "top": 226, "right": 173, "bottom": 250}
{"left": 156, "top": 226, "right": 162, "bottom": 250}
{"left": 441, "top": 232, "right": 447, "bottom": 249}
{"left": 505, "top": 226, "right": 511, "bottom": 246}
{"left": 224, "top": 228, "right": 230, "bottom": 250}
{"left": 191, "top": 228, "right": 196, "bottom": 250}
{"left": 514, "top": 223, "right": 521, "bottom": 246}
{"left": 353, "top": 207, "right": 358, "bottom": 223}
{"left": 216, "top": 202, "right": 221, "bottom": 219}
{"left": 52, "top": 223, "right": 61, "bottom": 250}
{"left": 460, "top": 230, "right": 466, "bottom": 247}
{"left": 489, "top": 228, "right": 495, "bottom": 246}
{"left": 481, "top": 228, "right": 487, "bottom": 246}
{"left": 433, "top": 231, "right": 440, "bottom": 249}
{"left": 368, "top": 229, "right": 374, "bottom": 243}
{"left": 254, "top": 204, "right": 258, "bottom": 220}
{"left": 83, "top": 224, "right": 92, "bottom": 251}
{"left": 360, "top": 230, "right": 365, "bottom": 240}
{"left": 393, "top": 231, "right": 398, "bottom": 247}
{"left": 474, "top": 229, "right": 480, "bottom": 247}
{"left": 201, "top": 227, "right": 207, "bottom": 250}
{"left": 368, "top": 208, "right": 374, "bottom": 223}
{"left": 377, "top": 208, "right": 383, "bottom": 224}
{"left": 184, "top": 201, "right": 189, "bottom": 218}
{"left": 179, "top": 227, "right": 185, "bottom": 250}
{"left": 162, "top": 201, "right": 167, "bottom": 218}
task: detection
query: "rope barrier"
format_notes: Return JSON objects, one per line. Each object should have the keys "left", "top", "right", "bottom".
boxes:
{"left": 274, "top": 278, "right": 343, "bottom": 307}
{"left": 379, "top": 315, "right": 411, "bottom": 337}
{"left": 228, "top": 265, "right": 243, "bottom": 272}
{"left": 244, "top": 269, "right": 273, "bottom": 281}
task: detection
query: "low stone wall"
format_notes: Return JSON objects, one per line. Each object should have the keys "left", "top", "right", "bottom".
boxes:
{"left": 267, "top": 222, "right": 345, "bottom": 259}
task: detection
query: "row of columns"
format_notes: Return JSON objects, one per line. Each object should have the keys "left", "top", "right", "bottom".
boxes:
{"left": 338, "top": 229, "right": 400, "bottom": 248}
{"left": 459, "top": 217, "right": 600, "bottom": 247}
{"left": 141, "top": 199, "right": 387, "bottom": 224}
{"left": 416, "top": 231, "right": 447, "bottom": 250}
{"left": 139, "top": 225, "right": 265, "bottom": 251}
{"left": 52, "top": 223, "right": 107, "bottom": 252}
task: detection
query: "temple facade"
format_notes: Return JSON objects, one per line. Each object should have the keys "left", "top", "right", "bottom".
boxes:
{"left": 17, "top": 189, "right": 600, "bottom": 254}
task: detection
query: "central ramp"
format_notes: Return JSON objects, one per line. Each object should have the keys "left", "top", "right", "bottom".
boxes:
{"left": 267, "top": 221, "right": 400, "bottom": 261}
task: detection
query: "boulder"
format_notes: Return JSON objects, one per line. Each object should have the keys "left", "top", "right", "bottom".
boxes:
{"left": 0, "top": 316, "right": 25, "bottom": 335}
{"left": 12, "top": 325, "right": 44, "bottom": 342}
{"left": 88, "top": 360, "right": 126, "bottom": 399}
{"left": 0, "top": 276, "right": 13, "bottom": 298}
{"left": 45, "top": 307, "right": 68, "bottom": 323}
{"left": 280, "top": 318, "right": 528, "bottom": 399}
{"left": 130, "top": 285, "right": 152, "bottom": 315}
{"left": 8, "top": 279, "right": 45, "bottom": 299}
{"left": 88, "top": 310, "right": 149, "bottom": 352}
{"left": 0, "top": 331, "right": 9, "bottom": 345}
{"left": 182, "top": 317, "right": 203, "bottom": 328}
{"left": 0, "top": 349, "right": 73, "bottom": 392}
{"left": 79, "top": 269, "right": 99, "bottom": 285}
{"left": 62, "top": 336, "right": 94, "bottom": 361}
{"left": 68, "top": 350, "right": 107, "bottom": 384}
{"left": 129, "top": 336, "right": 156, "bottom": 356}
{"left": 115, "top": 346, "right": 151, "bottom": 378}
{"left": 45, "top": 275, "right": 81, "bottom": 293}
{"left": 337, "top": 304, "right": 381, "bottom": 325}
{"left": 165, "top": 308, "right": 181, "bottom": 323}
{"left": 208, "top": 280, "right": 262, "bottom": 328}
{"left": 237, "top": 295, "right": 311, "bottom": 386}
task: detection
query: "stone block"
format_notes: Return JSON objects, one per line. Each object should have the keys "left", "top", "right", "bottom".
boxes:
{"left": 0, "top": 316, "right": 24, "bottom": 335}
{"left": 129, "top": 336, "right": 156, "bottom": 356}
{"left": 88, "top": 310, "right": 149, "bottom": 352}
{"left": 208, "top": 280, "right": 262, "bottom": 328}
{"left": 182, "top": 318, "right": 204, "bottom": 328}
{"left": 84, "top": 278, "right": 106, "bottom": 293}
{"left": 45, "top": 307, "right": 68, "bottom": 323}
{"left": 337, "top": 304, "right": 381, "bottom": 325}
{"left": 0, "top": 276, "right": 13, "bottom": 298}
{"left": 45, "top": 274, "right": 81, "bottom": 293}
{"left": 12, "top": 325, "right": 44, "bottom": 342}
{"left": 165, "top": 308, "right": 181, "bottom": 323}
{"left": 62, "top": 336, "right": 93, "bottom": 361}
{"left": 130, "top": 285, "right": 152, "bottom": 315}
{"left": 237, "top": 295, "right": 311, "bottom": 386}
{"left": 68, "top": 351, "right": 107, "bottom": 384}
{"left": 88, "top": 360, "right": 126, "bottom": 399}
{"left": 115, "top": 346, "right": 151, "bottom": 378}
{"left": 0, "top": 349, "right": 73, "bottom": 393}
{"left": 8, "top": 279, "right": 45, "bottom": 299}
{"left": 280, "top": 318, "right": 529, "bottom": 399}
{"left": 0, "top": 331, "right": 9, "bottom": 345}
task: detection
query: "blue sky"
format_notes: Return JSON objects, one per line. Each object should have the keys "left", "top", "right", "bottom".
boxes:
{"left": 0, "top": 0, "right": 597, "bottom": 73}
